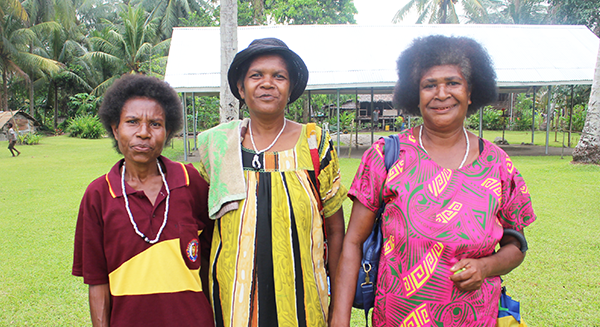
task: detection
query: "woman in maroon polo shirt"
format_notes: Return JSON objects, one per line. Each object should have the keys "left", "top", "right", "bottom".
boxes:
{"left": 72, "top": 74, "right": 214, "bottom": 327}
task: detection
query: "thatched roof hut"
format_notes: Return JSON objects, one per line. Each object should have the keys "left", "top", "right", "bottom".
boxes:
{"left": 0, "top": 111, "right": 40, "bottom": 141}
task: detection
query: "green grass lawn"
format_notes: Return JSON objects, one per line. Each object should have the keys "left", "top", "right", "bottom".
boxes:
{"left": 1, "top": 135, "right": 598, "bottom": 325}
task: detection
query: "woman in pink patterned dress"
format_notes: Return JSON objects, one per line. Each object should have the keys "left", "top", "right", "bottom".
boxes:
{"left": 331, "top": 35, "right": 536, "bottom": 327}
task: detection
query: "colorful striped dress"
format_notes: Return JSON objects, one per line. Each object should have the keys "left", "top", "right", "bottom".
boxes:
{"left": 348, "top": 129, "right": 536, "bottom": 327}
{"left": 198, "top": 124, "right": 347, "bottom": 327}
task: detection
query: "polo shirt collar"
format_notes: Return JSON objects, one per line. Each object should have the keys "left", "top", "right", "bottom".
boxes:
{"left": 105, "top": 155, "right": 190, "bottom": 198}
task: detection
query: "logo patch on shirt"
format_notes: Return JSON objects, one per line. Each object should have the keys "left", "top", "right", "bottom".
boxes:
{"left": 187, "top": 239, "right": 199, "bottom": 262}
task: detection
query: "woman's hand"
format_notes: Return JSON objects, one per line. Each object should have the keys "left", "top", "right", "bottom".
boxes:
{"left": 449, "top": 258, "right": 489, "bottom": 292}
{"left": 449, "top": 230, "right": 526, "bottom": 292}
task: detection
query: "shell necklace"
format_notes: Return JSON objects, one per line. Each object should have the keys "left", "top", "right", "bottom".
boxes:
{"left": 249, "top": 118, "right": 287, "bottom": 169}
{"left": 419, "top": 125, "right": 470, "bottom": 169}
{"left": 121, "top": 159, "right": 170, "bottom": 244}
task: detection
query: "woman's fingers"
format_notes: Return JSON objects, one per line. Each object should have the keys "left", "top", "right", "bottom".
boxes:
{"left": 449, "top": 259, "right": 486, "bottom": 291}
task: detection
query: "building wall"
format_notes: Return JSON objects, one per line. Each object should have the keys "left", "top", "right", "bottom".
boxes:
{"left": 0, "top": 113, "right": 36, "bottom": 142}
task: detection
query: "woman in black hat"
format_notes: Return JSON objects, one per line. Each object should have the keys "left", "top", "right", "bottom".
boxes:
{"left": 197, "top": 38, "right": 347, "bottom": 327}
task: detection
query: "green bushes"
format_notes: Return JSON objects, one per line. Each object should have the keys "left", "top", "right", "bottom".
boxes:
{"left": 66, "top": 115, "right": 105, "bottom": 139}
{"left": 67, "top": 93, "right": 102, "bottom": 116}
{"left": 466, "top": 106, "right": 506, "bottom": 130}
{"left": 188, "top": 96, "right": 220, "bottom": 130}
{"left": 568, "top": 104, "right": 587, "bottom": 132}
{"left": 407, "top": 116, "right": 423, "bottom": 128}
{"left": 512, "top": 94, "right": 535, "bottom": 131}
{"left": 466, "top": 112, "right": 479, "bottom": 129}
{"left": 327, "top": 111, "right": 356, "bottom": 133}
{"left": 17, "top": 133, "right": 42, "bottom": 145}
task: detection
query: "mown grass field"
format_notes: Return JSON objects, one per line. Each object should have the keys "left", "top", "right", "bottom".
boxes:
{"left": 0, "top": 135, "right": 598, "bottom": 326}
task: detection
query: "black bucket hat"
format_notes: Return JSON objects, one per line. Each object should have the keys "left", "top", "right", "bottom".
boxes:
{"left": 227, "top": 38, "right": 309, "bottom": 105}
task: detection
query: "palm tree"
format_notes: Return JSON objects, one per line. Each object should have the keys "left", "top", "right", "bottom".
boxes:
{"left": 38, "top": 1, "right": 95, "bottom": 128}
{"left": 394, "top": 0, "right": 462, "bottom": 24}
{"left": 499, "top": 0, "right": 548, "bottom": 24}
{"left": 0, "top": 0, "right": 62, "bottom": 111}
{"left": 84, "top": 4, "right": 167, "bottom": 94}
{"left": 393, "top": 0, "right": 524, "bottom": 24}
{"left": 23, "top": 0, "right": 91, "bottom": 126}
{"left": 130, "top": 0, "right": 213, "bottom": 39}
{"left": 74, "top": 0, "right": 120, "bottom": 33}
{"left": 572, "top": 43, "right": 600, "bottom": 164}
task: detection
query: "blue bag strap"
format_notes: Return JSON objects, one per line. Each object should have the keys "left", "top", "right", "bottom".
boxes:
{"left": 360, "top": 134, "right": 401, "bottom": 326}
{"left": 360, "top": 282, "right": 375, "bottom": 323}
{"left": 383, "top": 134, "right": 400, "bottom": 171}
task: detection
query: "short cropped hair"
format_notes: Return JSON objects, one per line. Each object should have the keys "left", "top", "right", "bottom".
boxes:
{"left": 393, "top": 35, "right": 498, "bottom": 117}
{"left": 98, "top": 74, "right": 182, "bottom": 152}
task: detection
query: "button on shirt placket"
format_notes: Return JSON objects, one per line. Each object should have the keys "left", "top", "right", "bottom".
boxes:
{"left": 148, "top": 188, "right": 168, "bottom": 236}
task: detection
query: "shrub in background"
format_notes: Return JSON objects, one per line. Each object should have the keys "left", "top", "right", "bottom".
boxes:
{"left": 466, "top": 112, "right": 479, "bottom": 129}
{"left": 17, "top": 133, "right": 42, "bottom": 145}
{"left": 465, "top": 107, "right": 502, "bottom": 130}
{"left": 66, "top": 115, "right": 105, "bottom": 139}
{"left": 569, "top": 104, "right": 587, "bottom": 132}
{"left": 326, "top": 111, "right": 355, "bottom": 133}
{"left": 67, "top": 93, "right": 102, "bottom": 116}
{"left": 482, "top": 107, "right": 504, "bottom": 130}
{"left": 512, "top": 94, "right": 535, "bottom": 131}
{"left": 407, "top": 116, "right": 423, "bottom": 129}
{"left": 189, "top": 96, "right": 220, "bottom": 130}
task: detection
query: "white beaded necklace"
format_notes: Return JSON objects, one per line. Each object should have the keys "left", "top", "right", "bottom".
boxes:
{"left": 419, "top": 125, "right": 470, "bottom": 169}
{"left": 121, "top": 159, "right": 170, "bottom": 244}
{"left": 249, "top": 118, "right": 287, "bottom": 169}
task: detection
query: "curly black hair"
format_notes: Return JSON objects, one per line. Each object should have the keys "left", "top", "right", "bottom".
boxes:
{"left": 98, "top": 74, "right": 183, "bottom": 152}
{"left": 393, "top": 35, "right": 498, "bottom": 117}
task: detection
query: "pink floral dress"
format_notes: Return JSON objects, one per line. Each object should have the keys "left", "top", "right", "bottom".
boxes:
{"left": 348, "top": 128, "right": 536, "bottom": 327}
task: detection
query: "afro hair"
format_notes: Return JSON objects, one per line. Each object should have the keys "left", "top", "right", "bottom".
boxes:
{"left": 393, "top": 35, "right": 498, "bottom": 117}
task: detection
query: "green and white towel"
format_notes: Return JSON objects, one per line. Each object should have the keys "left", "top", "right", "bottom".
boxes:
{"left": 197, "top": 119, "right": 249, "bottom": 219}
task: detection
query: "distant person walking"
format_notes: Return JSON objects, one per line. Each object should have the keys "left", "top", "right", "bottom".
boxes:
{"left": 7, "top": 122, "right": 20, "bottom": 157}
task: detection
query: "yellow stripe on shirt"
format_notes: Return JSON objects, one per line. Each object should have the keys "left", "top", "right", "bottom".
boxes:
{"left": 109, "top": 239, "right": 201, "bottom": 296}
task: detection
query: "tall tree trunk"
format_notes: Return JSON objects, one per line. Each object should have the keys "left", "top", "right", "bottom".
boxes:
{"left": 572, "top": 43, "right": 600, "bottom": 164}
{"left": 30, "top": 42, "right": 35, "bottom": 119}
{"left": 29, "top": 75, "right": 34, "bottom": 118}
{"left": 219, "top": 0, "right": 239, "bottom": 123}
{"left": 440, "top": 0, "right": 448, "bottom": 24}
{"left": 302, "top": 94, "right": 309, "bottom": 123}
{"left": 53, "top": 81, "right": 58, "bottom": 130}
{"left": 2, "top": 68, "right": 8, "bottom": 111}
{"left": 251, "top": 0, "right": 264, "bottom": 24}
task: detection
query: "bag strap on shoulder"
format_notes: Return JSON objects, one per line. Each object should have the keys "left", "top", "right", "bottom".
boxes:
{"left": 358, "top": 134, "right": 401, "bottom": 326}
{"left": 383, "top": 134, "right": 400, "bottom": 171}
{"left": 306, "top": 123, "right": 324, "bottom": 211}
{"left": 306, "top": 123, "right": 322, "bottom": 184}
{"left": 307, "top": 123, "right": 329, "bottom": 275}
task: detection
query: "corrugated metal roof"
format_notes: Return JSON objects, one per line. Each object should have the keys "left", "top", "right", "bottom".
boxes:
{"left": 165, "top": 24, "right": 599, "bottom": 94}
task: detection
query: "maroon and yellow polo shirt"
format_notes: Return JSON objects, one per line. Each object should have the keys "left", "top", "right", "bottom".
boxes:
{"left": 73, "top": 156, "right": 214, "bottom": 326}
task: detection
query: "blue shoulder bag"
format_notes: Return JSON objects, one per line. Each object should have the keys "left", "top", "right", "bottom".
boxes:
{"left": 352, "top": 134, "right": 400, "bottom": 326}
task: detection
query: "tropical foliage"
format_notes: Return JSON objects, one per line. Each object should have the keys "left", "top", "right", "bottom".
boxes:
{"left": 0, "top": 0, "right": 596, "bottom": 136}
{"left": 16, "top": 132, "right": 41, "bottom": 144}
{"left": 0, "top": 0, "right": 359, "bottom": 132}
{"left": 66, "top": 114, "right": 105, "bottom": 139}
{"left": 393, "top": 0, "right": 597, "bottom": 30}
